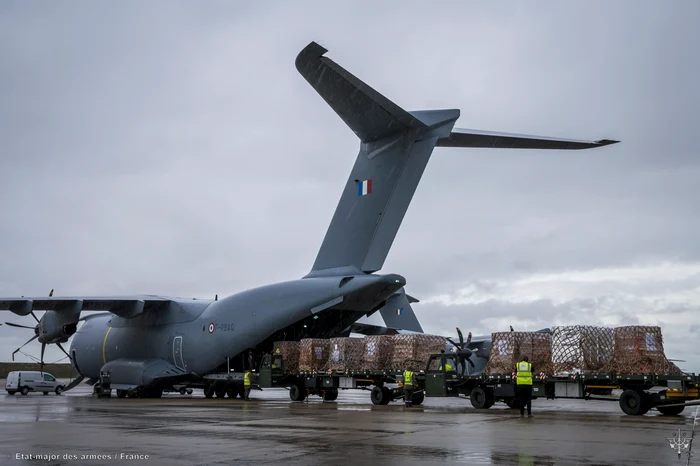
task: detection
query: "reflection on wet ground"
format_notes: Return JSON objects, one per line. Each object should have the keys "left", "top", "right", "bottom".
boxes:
{"left": 0, "top": 382, "right": 695, "bottom": 465}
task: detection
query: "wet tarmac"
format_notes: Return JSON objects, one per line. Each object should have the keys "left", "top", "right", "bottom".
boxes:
{"left": 1, "top": 380, "right": 697, "bottom": 466}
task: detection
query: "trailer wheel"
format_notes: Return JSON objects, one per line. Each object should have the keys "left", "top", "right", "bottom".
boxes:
{"left": 214, "top": 386, "right": 226, "bottom": 398}
{"left": 370, "top": 386, "right": 390, "bottom": 405}
{"left": 323, "top": 389, "right": 338, "bottom": 401}
{"left": 116, "top": 389, "right": 127, "bottom": 398}
{"left": 657, "top": 405, "right": 685, "bottom": 416}
{"left": 290, "top": 384, "right": 306, "bottom": 402}
{"left": 226, "top": 385, "right": 238, "bottom": 398}
{"left": 204, "top": 385, "right": 215, "bottom": 398}
{"left": 470, "top": 387, "right": 494, "bottom": 409}
{"left": 412, "top": 392, "right": 425, "bottom": 406}
{"left": 179, "top": 387, "right": 187, "bottom": 395}
{"left": 619, "top": 389, "right": 649, "bottom": 415}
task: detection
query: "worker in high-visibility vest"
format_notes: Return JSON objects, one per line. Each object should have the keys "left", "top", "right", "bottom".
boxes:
{"left": 515, "top": 356, "right": 533, "bottom": 418}
{"left": 403, "top": 369, "right": 416, "bottom": 407}
{"left": 243, "top": 370, "right": 252, "bottom": 400}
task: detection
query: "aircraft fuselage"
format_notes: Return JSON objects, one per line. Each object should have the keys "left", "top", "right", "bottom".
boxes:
{"left": 69, "top": 273, "right": 405, "bottom": 379}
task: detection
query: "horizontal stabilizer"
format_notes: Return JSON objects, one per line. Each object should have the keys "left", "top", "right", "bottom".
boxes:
{"left": 436, "top": 128, "right": 619, "bottom": 150}
{"left": 295, "top": 41, "right": 427, "bottom": 143}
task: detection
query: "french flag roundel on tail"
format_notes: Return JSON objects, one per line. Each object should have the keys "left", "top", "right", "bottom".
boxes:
{"left": 358, "top": 179, "right": 372, "bottom": 196}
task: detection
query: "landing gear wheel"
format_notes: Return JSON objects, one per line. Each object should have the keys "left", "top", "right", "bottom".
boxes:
{"left": 470, "top": 387, "right": 494, "bottom": 409}
{"left": 20, "top": 387, "right": 29, "bottom": 396}
{"left": 322, "top": 389, "right": 338, "bottom": 401}
{"left": 226, "top": 385, "right": 238, "bottom": 399}
{"left": 619, "top": 389, "right": 649, "bottom": 415}
{"left": 657, "top": 405, "right": 685, "bottom": 416}
{"left": 43, "top": 392, "right": 48, "bottom": 395}
{"left": 214, "top": 386, "right": 226, "bottom": 398}
{"left": 204, "top": 385, "right": 215, "bottom": 398}
{"left": 289, "top": 384, "right": 306, "bottom": 402}
{"left": 55, "top": 386, "right": 63, "bottom": 396}
{"left": 412, "top": 392, "right": 425, "bottom": 406}
{"left": 116, "top": 389, "right": 127, "bottom": 398}
{"left": 371, "top": 386, "right": 391, "bottom": 405}
{"left": 179, "top": 387, "right": 187, "bottom": 395}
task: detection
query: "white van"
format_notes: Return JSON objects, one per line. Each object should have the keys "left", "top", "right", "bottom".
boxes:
{"left": 5, "top": 371, "right": 65, "bottom": 395}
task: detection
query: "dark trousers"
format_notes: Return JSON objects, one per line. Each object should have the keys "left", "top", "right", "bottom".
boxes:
{"left": 404, "top": 386, "right": 413, "bottom": 406}
{"left": 517, "top": 385, "right": 532, "bottom": 415}
{"left": 244, "top": 387, "right": 251, "bottom": 400}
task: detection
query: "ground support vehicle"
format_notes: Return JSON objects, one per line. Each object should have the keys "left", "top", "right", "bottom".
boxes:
{"left": 258, "top": 353, "right": 699, "bottom": 416}
{"left": 5, "top": 371, "right": 66, "bottom": 396}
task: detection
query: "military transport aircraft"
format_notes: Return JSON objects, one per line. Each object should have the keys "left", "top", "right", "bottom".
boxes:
{"left": 1, "top": 41, "right": 618, "bottom": 397}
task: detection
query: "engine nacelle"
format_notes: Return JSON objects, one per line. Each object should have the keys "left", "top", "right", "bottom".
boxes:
{"left": 39, "top": 303, "right": 82, "bottom": 344}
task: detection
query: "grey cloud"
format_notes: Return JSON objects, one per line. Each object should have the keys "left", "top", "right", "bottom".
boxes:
{"left": 1, "top": 1, "right": 699, "bottom": 370}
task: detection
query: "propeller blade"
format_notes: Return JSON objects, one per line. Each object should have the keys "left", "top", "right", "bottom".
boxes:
{"left": 11, "top": 334, "right": 39, "bottom": 361}
{"left": 30, "top": 311, "right": 40, "bottom": 323}
{"left": 456, "top": 327, "right": 464, "bottom": 346}
{"left": 62, "top": 374, "right": 85, "bottom": 392}
{"left": 466, "top": 331, "right": 472, "bottom": 346}
{"left": 467, "top": 357, "right": 475, "bottom": 368}
{"left": 446, "top": 337, "right": 459, "bottom": 348}
{"left": 40, "top": 343, "right": 46, "bottom": 374}
{"left": 56, "top": 342, "right": 72, "bottom": 361}
{"left": 4, "top": 322, "right": 36, "bottom": 329}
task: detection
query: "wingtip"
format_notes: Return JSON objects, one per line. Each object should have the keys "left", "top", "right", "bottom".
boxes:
{"left": 295, "top": 40, "right": 328, "bottom": 72}
{"left": 595, "top": 139, "right": 620, "bottom": 146}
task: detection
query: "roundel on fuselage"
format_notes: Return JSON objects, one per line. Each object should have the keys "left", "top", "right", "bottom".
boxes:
{"left": 208, "top": 322, "right": 215, "bottom": 334}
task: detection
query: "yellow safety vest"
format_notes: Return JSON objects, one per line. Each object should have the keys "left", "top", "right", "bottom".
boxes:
{"left": 244, "top": 371, "right": 252, "bottom": 387}
{"left": 403, "top": 370, "right": 413, "bottom": 387}
{"left": 516, "top": 361, "right": 532, "bottom": 385}
{"left": 439, "top": 363, "right": 453, "bottom": 371}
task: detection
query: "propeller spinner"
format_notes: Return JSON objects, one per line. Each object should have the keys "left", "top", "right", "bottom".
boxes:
{"left": 4, "top": 288, "right": 73, "bottom": 373}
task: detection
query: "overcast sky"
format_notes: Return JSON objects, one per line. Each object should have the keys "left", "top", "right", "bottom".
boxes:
{"left": 1, "top": 1, "right": 699, "bottom": 372}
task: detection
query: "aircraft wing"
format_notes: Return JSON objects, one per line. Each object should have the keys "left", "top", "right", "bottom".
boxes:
{"left": 0, "top": 295, "right": 173, "bottom": 319}
{"left": 436, "top": 127, "right": 619, "bottom": 150}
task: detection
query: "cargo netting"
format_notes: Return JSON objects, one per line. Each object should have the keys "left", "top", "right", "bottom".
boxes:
{"left": 298, "top": 338, "right": 331, "bottom": 371}
{"left": 600, "top": 326, "right": 683, "bottom": 375}
{"left": 324, "top": 337, "right": 366, "bottom": 371}
{"left": 390, "top": 334, "right": 446, "bottom": 371}
{"left": 362, "top": 335, "right": 394, "bottom": 370}
{"left": 484, "top": 331, "right": 553, "bottom": 375}
{"left": 272, "top": 341, "right": 301, "bottom": 371}
{"left": 551, "top": 325, "right": 614, "bottom": 374}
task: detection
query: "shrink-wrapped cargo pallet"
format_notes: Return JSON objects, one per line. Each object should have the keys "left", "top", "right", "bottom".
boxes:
{"left": 602, "top": 326, "right": 682, "bottom": 375}
{"left": 362, "top": 335, "right": 394, "bottom": 370}
{"left": 324, "top": 337, "right": 365, "bottom": 371}
{"left": 484, "top": 331, "right": 553, "bottom": 375}
{"left": 390, "top": 334, "right": 446, "bottom": 371}
{"left": 298, "top": 338, "right": 330, "bottom": 371}
{"left": 272, "top": 341, "right": 301, "bottom": 371}
{"left": 551, "top": 326, "right": 614, "bottom": 374}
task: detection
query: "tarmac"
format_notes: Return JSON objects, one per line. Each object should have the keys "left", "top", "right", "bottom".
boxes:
{"left": 1, "top": 380, "right": 698, "bottom": 466}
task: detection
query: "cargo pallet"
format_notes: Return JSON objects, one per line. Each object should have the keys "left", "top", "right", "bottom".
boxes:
{"left": 258, "top": 353, "right": 700, "bottom": 416}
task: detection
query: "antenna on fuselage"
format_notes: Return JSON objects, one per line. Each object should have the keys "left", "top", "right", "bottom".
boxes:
{"left": 215, "top": 294, "right": 218, "bottom": 301}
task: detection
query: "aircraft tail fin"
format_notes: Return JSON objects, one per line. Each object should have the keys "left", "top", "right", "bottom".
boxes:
{"left": 297, "top": 42, "right": 459, "bottom": 275}
{"left": 377, "top": 289, "right": 423, "bottom": 333}
{"left": 297, "top": 40, "right": 618, "bottom": 276}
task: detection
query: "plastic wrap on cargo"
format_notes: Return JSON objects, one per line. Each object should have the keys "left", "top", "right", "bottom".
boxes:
{"left": 484, "top": 332, "right": 553, "bottom": 375}
{"left": 601, "top": 326, "right": 682, "bottom": 375}
{"left": 323, "top": 337, "right": 365, "bottom": 371}
{"left": 298, "top": 338, "right": 330, "bottom": 371}
{"left": 272, "top": 341, "right": 301, "bottom": 371}
{"left": 362, "top": 335, "right": 394, "bottom": 370}
{"left": 551, "top": 326, "right": 614, "bottom": 374}
{"left": 390, "top": 334, "right": 446, "bottom": 371}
